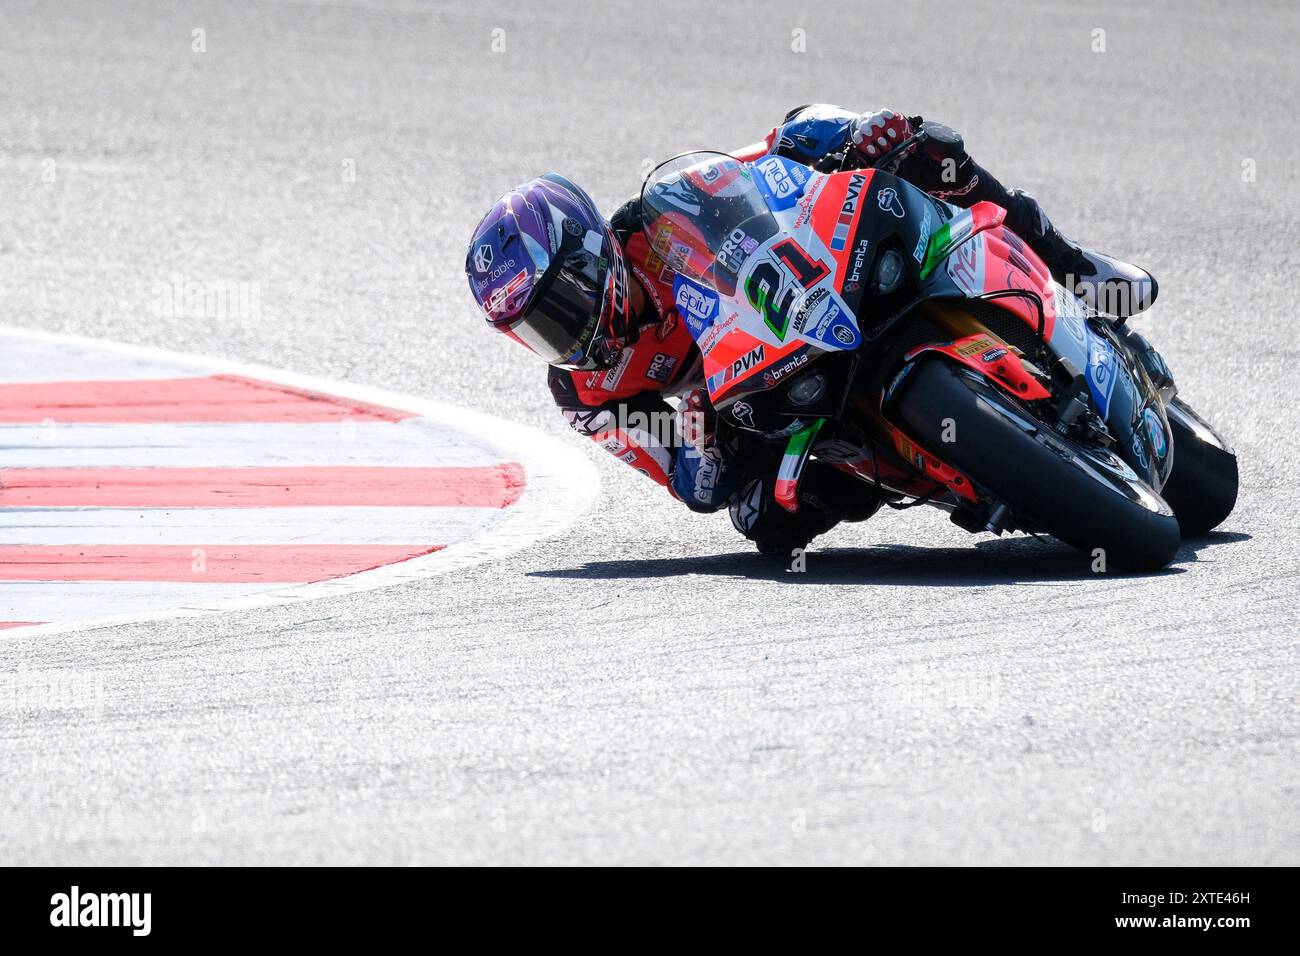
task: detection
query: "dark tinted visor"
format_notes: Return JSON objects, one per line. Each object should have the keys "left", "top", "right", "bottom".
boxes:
{"left": 511, "top": 234, "right": 608, "bottom": 368}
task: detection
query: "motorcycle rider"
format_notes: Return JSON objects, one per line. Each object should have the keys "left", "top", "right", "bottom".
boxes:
{"left": 464, "top": 105, "right": 1159, "bottom": 553}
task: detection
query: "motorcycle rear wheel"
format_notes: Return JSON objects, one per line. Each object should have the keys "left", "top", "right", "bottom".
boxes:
{"left": 893, "top": 358, "right": 1181, "bottom": 570}
{"left": 1159, "top": 397, "right": 1239, "bottom": 536}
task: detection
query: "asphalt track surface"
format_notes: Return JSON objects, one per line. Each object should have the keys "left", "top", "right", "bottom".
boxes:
{"left": 2, "top": 0, "right": 1297, "bottom": 865}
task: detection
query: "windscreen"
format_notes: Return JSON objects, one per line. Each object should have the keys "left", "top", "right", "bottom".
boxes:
{"left": 639, "top": 152, "right": 780, "bottom": 298}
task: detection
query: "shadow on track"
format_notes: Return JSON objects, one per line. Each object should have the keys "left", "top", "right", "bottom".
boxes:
{"left": 530, "top": 530, "right": 1249, "bottom": 587}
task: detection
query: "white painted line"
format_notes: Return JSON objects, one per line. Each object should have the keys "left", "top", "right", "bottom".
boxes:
{"left": 1, "top": 581, "right": 286, "bottom": 623}
{"left": 0, "top": 506, "right": 503, "bottom": 546}
{"left": 0, "top": 420, "right": 509, "bottom": 468}
{"left": 0, "top": 335, "right": 200, "bottom": 384}
{"left": 0, "top": 325, "right": 599, "bottom": 637}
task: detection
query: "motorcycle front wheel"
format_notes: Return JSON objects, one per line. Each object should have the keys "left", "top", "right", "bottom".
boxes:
{"left": 893, "top": 357, "right": 1181, "bottom": 570}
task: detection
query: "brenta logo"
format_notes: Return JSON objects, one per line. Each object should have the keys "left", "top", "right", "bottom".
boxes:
{"left": 50, "top": 886, "right": 151, "bottom": 937}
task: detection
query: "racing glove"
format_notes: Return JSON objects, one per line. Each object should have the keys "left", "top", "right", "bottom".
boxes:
{"left": 678, "top": 387, "right": 718, "bottom": 452}
{"left": 671, "top": 388, "right": 737, "bottom": 512}
{"left": 849, "top": 109, "right": 914, "bottom": 161}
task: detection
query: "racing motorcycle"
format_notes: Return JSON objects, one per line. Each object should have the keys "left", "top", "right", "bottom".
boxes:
{"left": 641, "top": 129, "right": 1237, "bottom": 569}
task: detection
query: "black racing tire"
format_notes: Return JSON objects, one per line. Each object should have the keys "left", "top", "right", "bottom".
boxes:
{"left": 1159, "top": 397, "right": 1239, "bottom": 536}
{"left": 893, "top": 358, "right": 1181, "bottom": 570}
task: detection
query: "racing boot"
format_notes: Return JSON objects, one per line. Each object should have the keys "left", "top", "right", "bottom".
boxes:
{"left": 731, "top": 464, "right": 880, "bottom": 556}
{"left": 999, "top": 190, "right": 1172, "bottom": 390}
{"left": 894, "top": 126, "right": 1156, "bottom": 318}
{"left": 1006, "top": 189, "right": 1158, "bottom": 319}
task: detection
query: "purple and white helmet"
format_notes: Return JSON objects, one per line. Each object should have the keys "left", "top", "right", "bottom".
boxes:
{"left": 466, "top": 174, "right": 628, "bottom": 370}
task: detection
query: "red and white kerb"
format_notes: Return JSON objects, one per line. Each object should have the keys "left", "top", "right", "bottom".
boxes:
{"left": 0, "top": 329, "right": 593, "bottom": 633}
